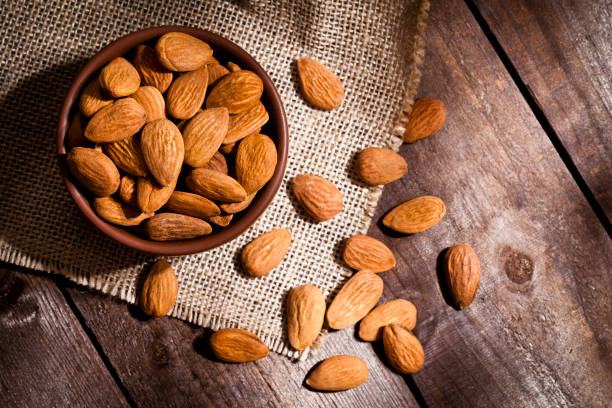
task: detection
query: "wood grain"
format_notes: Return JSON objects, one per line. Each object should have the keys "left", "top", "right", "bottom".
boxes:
{"left": 64, "top": 285, "right": 419, "bottom": 407}
{"left": 474, "top": 0, "right": 612, "bottom": 219}
{"left": 0, "top": 266, "right": 128, "bottom": 407}
{"left": 365, "top": 0, "right": 612, "bottom": 406}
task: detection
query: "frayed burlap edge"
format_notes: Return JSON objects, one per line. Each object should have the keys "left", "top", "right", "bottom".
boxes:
{"left": 0, "top": 0, "right": 430, "bottom": 360}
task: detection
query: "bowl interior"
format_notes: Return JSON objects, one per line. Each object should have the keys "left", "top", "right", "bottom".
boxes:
{"left": 57, "top": 26, "right": 288, "bottom": 255}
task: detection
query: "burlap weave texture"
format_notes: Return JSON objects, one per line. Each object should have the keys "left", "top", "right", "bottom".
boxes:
{"left": 0, "top": 0, "right": 428, "bottom": 357}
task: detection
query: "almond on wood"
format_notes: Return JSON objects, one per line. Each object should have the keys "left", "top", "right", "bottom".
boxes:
{"left": 404, "top": 97, "right": 446, "bottom": 143}
{"left": 209, "top": 328, "right": 269, "bottom": 363}
{"left": 139, "top": 259, "right": 178, "bottom": 317}
{"left": 383, "top": 195, "right": 446, "bottom": 234}
{"left": 306, "top": 355, "right": 368, "bottom": 391}
{"left": 444, "top": 244, "right": 481, "bottom": 309}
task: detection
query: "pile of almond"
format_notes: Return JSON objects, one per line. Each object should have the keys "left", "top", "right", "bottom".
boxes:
{"left": 67, "top": 32, "right": 275, "bottom": 240}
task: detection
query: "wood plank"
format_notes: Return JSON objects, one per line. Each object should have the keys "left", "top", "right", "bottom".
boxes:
{"left": 64, "top": 285, "right": 420, "bottom": 407}
{"left": 0, "top": 265, "right": 128, "bottom": 407}
{"left": 365, "top": 0, "right": 612, "bottom": 406}
{"left": 473, "top": 0, "right": 612, "bottom": 219}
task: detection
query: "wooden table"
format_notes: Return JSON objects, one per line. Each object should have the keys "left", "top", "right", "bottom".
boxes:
{"left": 1, "top": 0, "right": 610, "bottom": 406}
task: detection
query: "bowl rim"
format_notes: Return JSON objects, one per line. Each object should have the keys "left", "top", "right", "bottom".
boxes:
{"left": 56, "top": 26, "right": 288, "bottom": 256}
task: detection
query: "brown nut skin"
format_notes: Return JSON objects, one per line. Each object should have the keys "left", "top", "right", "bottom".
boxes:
{"left": 444, "top": 244, "right": 481, "bottom": 309}
{"left": 241, "top": 229, "right": 291, "bottom": 277}
{"left": 355, "top": 147, "right": 407, "bottom": 185}
{"left": 404, "top": 97, "right": 446, "bottom": 143}
{"left": 286, "top": 284, "right": 325, "bottom": 351}
{"left": 297, "top": 58, "right": 344, "bottom": 110}
{"left": 292, "top": 174, "right": 342, "bottom": 222}
{"left": 342, "top": 235, "right": 396, "bottom": 273}
{"left": 139, "top": 259, "right": 178, "bottom": 317}
{"left": 67, "top": 147, "right": 120, "bottom": 197}
{"left": 306, "top": 355, "right": 368, "bottom": 391}
{"left": 382, "top": 323, "right": 425, "bottom": 374}
{"left": 359, "top": 299, "right": 417, "bottom": 341}
{"left": 209, "top": 328, "right": 269, "bottom": 363}
{"left": 382, "top": 196, "right": 446, "bottom": 234}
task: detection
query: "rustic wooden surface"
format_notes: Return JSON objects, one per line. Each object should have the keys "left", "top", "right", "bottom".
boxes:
{"left": 1, "top": 0, "right": 611, "bottom": 407}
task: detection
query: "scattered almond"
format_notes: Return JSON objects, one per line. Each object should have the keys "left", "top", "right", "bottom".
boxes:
{"left": 79, "top": 79, "right": 113, "bottom": 117}
{"left": 132, "top": 86, "right": 166, "bottom": 123}
{"left": 139, "top": 259, "right": 178, "bottom": 317}
{"left": 404, "top": 97, "right": 446, "bottom": 143}
{"left": 140, "top": 119, "right": 184, "bottom": 186}
{"left": 210, "top": 328, "right": 269, "bottom": 363}
{"left": 287, "top": 284, "right": 325, "bottom": 351}
{"left": 84, "top": 98, "right": 146, "bottom": 143}
{"left": 67, "top": 147, "right": 120, "bottom": 196}
{"left": 165, "top": 191, "right": 220, "bottom": 219}
{"left": 206, "top": 70, "right": 263, "bottom": 114}
{"left": 306, "top": 355, "right": 368, "bottom": 391}
{"left": 145, "top": 213, "right": 212, "bottom": 241}
{"left": 182, "top": 107, "right": 229, "bottom": 167}
{"left": 236, "top": 133, "right": 277, "bottom": 194}
{"left": 355, "top": 147, "right": 407, "bottom": 185}
{"left": 326, "top": 270, "right": 383, "bottom": 330}
{"left": 382, "top": 323, "right": 425, "bottom": 374}
{"left": 99, "top": 57, "right": 140, "bottom": 98}
{"left": 359, "top": 299, "right": 417, "bottom": 341}
{"left": 93, "top": 196, "right": 152, "bottom": 226}
{"left": 343, "top": 235, "right": 396, "bottom": 273}
{"left": 383, "top": 196, "right": 446, "bottom": 234}
{"left": 104, "top": 134, "right": 148, "bottom": 177}
{"left": 155, "top": 32, "right": 213, "bottom": 72}
{"left": 297, "top": 58, "right": 344, "bottom": 110}
{"left": 292, "top": 174, "right": 342, "bottom": 221}
{"left": 444, "top": 244, "right": 480, "bottom": 309}
{"left": 186, "top": 168, "right": 247, "bottom": 202}
{"left": 241, "top": 229, "right": 291, "bottom": 277}
{"left": 132, "top": 44, "right": 173, "bottom": 93}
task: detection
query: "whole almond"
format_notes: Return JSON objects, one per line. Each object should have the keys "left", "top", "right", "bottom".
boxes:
{"left": 67, "top": 113, "right": 87, "bottom": 148}
{"left": 287, "top": 284, "right": 325, "bottom": 350}
{"left": 79, "top": 79, "right": 113, "bottom": 117}
{"left": 202, "top": 151, "right": 229, "bottom": 174}
{"left": 67, "top": 147, "right": 120, "bottom": 196}
{"left": 104, "top": 134, "right": 148, "bottom": 177}
{"left": 132, "top": 86, "right": 166, "bottom": 123}
{"left": 297, "top": 58, "right": 344, "bottom": 110}
{"left": 137, "top": 176, "right": 176, "bottom": 213}
{"left": 119, "top": 175, "right": 138, "bottom": 207}
{"left": 140, "top": 119, "right": 184, "bottom": 186}
{"left": 236, "top": 133, "right": 277, "bottom": 194}
{"left": 404, "top": 98, "right": 446, "bottom": 143}
{"left": 99, "top": 57, "right": 140, "bottom": 98}
{"left": 241, "top": 228, "right": 291, "bottom": 277}
{"left": 84, "top": 98, "right": 147, "bottom": 143}
{"left": 145, "top": 213, "right": 212, "bottom": 241}
{"left": 186, "top": 168, "right": 247, "bottom": 202}
{"left": 155, "top": 32, "right": 212, "bottom": 72}
{"left": 444, "top": 244, "right": 480, "bottom": 309}
{"left": 206, "top": 70, "right": 263, "bottom": 114}
{"left": 226, "top": 61, "right": 241, "bottom": 72}
{"left": 326, "top": 270, "right": 383, "bottom": 330}
{"left": 306, "top": 356, "right": 368, "bottom": 391}
{"left": 139, "top": 259, "right": 178, "bottom": 317}
{"left": 219, "top": 192, "right": 256, "bottom": 214}
{"left": 382, "top": 323, "right": 425, "bottom": 374}
{"left": 165, "top": 191, "right": 220, "bottom": 219}
{"left": 383, "top": 196, "right": 446, "bottom": 234}
{"left": 343, "top": 235, "right": 396, "bottom": 273}
{"left": 359, "top": 299, "right": 417, "bottom": 341}
{"left": 208, "top": 214, "right": 233, "bottom": 227}
{"left": 224, "top": 102, "right": 269, "bottom": 144}
{"left": 182, "top": 108, "right": 229, "bottom": 167}
{"left": 132, "top": 44, "right": 173, "bottom": 93}
{"left": 292, "top": 174, "right": 342, "bottom": 221}
{"left": 207, "top": 63, "right": 230, "bottom": 87}
{"left": 210, "top": 328, "right": 269, "bottom": 363}
{"left": 355, "top": 147, "right": 408, "bottom": 185}
{"left": 93, "top": 196, "right": 152, "bottom": 226}
{"left": 166, "top": 66, "right": 209, "bottom": 120}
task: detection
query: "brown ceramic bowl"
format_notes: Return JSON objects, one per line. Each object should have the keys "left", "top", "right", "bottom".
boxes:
{"left": 56, "top": 26, "right": 288, "bottom": 255}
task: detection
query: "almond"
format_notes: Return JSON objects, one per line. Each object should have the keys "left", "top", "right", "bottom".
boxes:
{"left": 207, "top": 63, "right": 230, "bottom": 88}
{"left": 137, "top": 176, "right": 176, "bottom": 213}
{"left": 297, "top": 58, "right": 344, "bottom": 110}
{"left": 145, "top": 213, "right": 212, "bottom": 241}
{"left": 404, "top": 98, "right": 446, "bottom": 143}
{"left": 104, "top": 134, "right": 148, "bottom": 177}
{"left": 202, "top": 151, "right": 228, "bottom": 174}
{"left": 219, "top": 192, "right": 256, "bottom": 214}
{"left": 226, "top": 61, "right": 241, "bottom": 72}
{"left": 67, "top": 113, "right": 87, "bottom": 148}
{"left": 139, "top": 259, "right": 178, "bottom": 317}
{"left": 182, "top": 108, "right": 229, "bottom": 167}
{"left": 165, "top": 191, "right": 220, "bottom": 219}
{"left": 132, "top": 44, "right": 173, "bottom": 93}
{"left": 359, "top": 299, "right": 417, "bottom": 341}
{"left": 67, "top": 147, "right": 120, "bottom": 196}
{"left": 209, "top": 328, "right": 269, "bottom": 363}
{"left": 292, "top": 174, "right": 342, "bottom": 221}
{"left": 79, "top": 79, "right": 113, "bottom": 117}
{"left": 99, "top": 57, "right": 140, "bottom": 98}
{"left": 186, "top": 168, "right": 247, "bottom": 202}
{"left": 219, "top": 141, "right": 237, "bottom": 155}
{"left": 140, "top": 119, "right": 184, "bottom": 186}
{"left": 382, "top": 323, "right": 425, "bottom": 374}
{"left": 306, "top": 356, "right": 368, "bottom": 391}
{"left": 206, "top": 70, "right": 263, "bottom": 114}
{"left": 166, "top": 66, "right": 209, "bottom": 120}
{"left": 235, "top": 133, "right": 277, "bottom": 194}
{"left": 383, "top": 196, "right": 446, "bottom": 234}
{"left": 119, "top": 175, "right": 138, "bottom": 207}
{"left": 342, "top": 235, "right": 396, "bottom": 273}
{"left": 84, "top": 98, "right": 147, "bottom": 143}
{"left": 355, "top": 147, "right": 407, "bottom": 185}
{"left": 132, "top": 86, "right": 166, "bottom": 123}
{"left": 208, "top": 214, "right": 233, "bottom": 227}
{"left": 93, "top": 196, "right": 152, "bottom": 226}
{"left": 444, "top": 244, "right": 480, "bottom": 309}
{"left": 287, "top": 284, "right": 325, "bottom": 350}
{"left": 155, "top": 32, "right": 212, "bottom": 72}
{"left": 326, "top": 270, "right": 383, "bottom": 330}
{"left": 224, "top": 101, "right": 269, "bottom": 144}
{"left": 241, "top": 228, "right": 291, "bottom": 277}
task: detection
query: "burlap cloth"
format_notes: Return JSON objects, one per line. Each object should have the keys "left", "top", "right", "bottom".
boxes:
{"left": 0, "top": 0, "right": 428, "bottom": 358}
